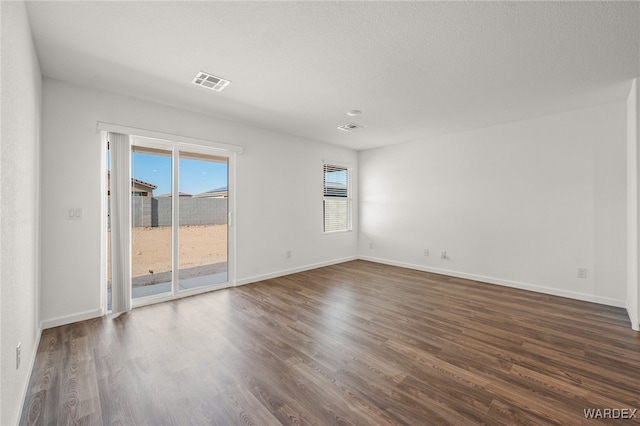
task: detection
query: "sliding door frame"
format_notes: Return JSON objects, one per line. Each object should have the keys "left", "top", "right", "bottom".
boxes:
{"left": 100, "top": 123, "right": 239, "bottom": 313}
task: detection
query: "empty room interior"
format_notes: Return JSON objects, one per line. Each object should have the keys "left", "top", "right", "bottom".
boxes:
{"left": 2, "top": 1, "right": 640, "bottom": 424}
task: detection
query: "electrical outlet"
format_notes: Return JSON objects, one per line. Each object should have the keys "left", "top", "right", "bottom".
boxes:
{"left": 424, "top": 249, "right": 429, "bottom": 256}
{"left": 577, "top": 268, "right": 587, "bottom": 279}
{"left": 285, "top": 250, "right": 292, "bottom": 259}
{"left": 440, "top": 251, "right": 447, "bottom": 259}
{"left": 16, "top": 342, "right": 21, "bottom": 370}
{"left": 66, "top": 208, "right": 82, "bottom": 220}
{"left": 369, "top": 242, "right": 374, "bottom": 249}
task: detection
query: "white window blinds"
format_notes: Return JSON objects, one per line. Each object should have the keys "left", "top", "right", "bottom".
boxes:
{"left": 109, "top": 132, "right": 132, "bottom": 314}
{"left": 323, "top": 163, "right": 351, "bottom": 233}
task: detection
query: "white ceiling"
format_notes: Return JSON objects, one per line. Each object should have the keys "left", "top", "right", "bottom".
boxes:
{"left": 25, "top": 1, "right": 640, "bottom": 151}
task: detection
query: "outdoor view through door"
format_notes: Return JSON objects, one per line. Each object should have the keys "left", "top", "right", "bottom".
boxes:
{"left": 106, "top": 138, "right": 229, "bottom": 309}
{"left": 177, "top": 151, "right": 229, "bottom": 290}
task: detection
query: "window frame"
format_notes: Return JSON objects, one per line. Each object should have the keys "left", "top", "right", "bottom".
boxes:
{"left": 323, "top": 162, "right": 352, "bottom": 234}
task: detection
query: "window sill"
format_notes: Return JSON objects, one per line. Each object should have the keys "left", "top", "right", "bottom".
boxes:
{"left": 324, "top": 229, "right": 353, "bottom": 235}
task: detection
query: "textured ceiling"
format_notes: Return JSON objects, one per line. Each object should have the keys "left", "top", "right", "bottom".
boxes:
{"left": 25, "top": 1, "right": 640, "bottom": 150}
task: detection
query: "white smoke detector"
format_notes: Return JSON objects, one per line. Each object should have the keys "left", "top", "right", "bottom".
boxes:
{"left": 192, "top": 71, "right": 231, "bottom": 92}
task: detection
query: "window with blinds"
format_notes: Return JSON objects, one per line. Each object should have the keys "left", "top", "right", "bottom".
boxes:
{"left": 323, "top": 163, "right": 351, "bottom": 233}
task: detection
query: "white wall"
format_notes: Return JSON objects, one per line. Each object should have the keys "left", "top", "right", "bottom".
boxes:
{"left": 40, "top": 78, "right": 357, "bottom": 327}
{"left": 628, "top": 78, "right": 640, "bottom": 331}
{"left": 0, "top": 1, "right": 42, "bottom": 424}
{"left": 359, "top": 102, "right": 627, "bottom": 307}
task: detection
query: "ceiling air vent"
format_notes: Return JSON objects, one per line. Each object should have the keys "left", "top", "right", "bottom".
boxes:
{"left": 337, "top": 123, "right": 363, "bottom": 132}
{"left": 192, "top": 71, "right": 231, "bottom": 92}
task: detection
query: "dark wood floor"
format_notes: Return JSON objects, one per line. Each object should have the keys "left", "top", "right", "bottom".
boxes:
{"left": 21, "top": 260, "right": 640, "bottom": 425}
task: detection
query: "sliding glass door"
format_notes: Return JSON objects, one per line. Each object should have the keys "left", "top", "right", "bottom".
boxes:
{"left": 131, "top": 145, "right": 173, "bottom": 300}
{"left": 177, "top": 151, "right": 229, "bottom": 290}
{"left": 106, "top": 133, "right": 233, "bottom": 310}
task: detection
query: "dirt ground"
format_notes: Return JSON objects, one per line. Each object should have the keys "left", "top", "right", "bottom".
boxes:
{"left": 108, "top": 224, "right": 228, "bottom": 279}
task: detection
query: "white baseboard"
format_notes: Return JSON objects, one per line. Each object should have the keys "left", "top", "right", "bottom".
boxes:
{"left": 40, "top": 258, "right": 358, "bottom": 328}
{"left": 40, "top": 307, "right": 104, "bottom": 330}
{"left": 38, "top": 256, "right": 634, "bottom": 328}
{"left": 235, "top": 256, "right": 358, "bottom": 287}
{"left": 358, "top": 255, "right": 626, "bottom": 308}
{"left": 15, "top": 324, "right": 42, "bottom": 425}
{"left": 626, "top": 302, "right": 640, "bottom": 331}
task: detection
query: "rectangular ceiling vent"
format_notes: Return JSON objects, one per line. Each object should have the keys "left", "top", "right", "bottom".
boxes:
{"left": 337, "top": 123, "right": 363, "bottom": 132}
{"left": 192, "top": 71, "right": 231, "bottom": 92}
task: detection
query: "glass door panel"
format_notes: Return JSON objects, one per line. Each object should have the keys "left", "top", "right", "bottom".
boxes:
{"left": 131, "top": 145, "right": 173, "bottom": 299}
{"left": 178, "top": 152, "right": 228, "bottom": 291}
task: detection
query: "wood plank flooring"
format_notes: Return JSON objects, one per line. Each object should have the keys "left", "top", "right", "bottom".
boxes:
{"left": 20, "top": 260, "right": 640, "bottom": 425}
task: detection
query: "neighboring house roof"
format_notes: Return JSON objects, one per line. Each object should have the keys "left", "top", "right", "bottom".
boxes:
{"left": 107, "top": 172, "right": 157, "bottom": 190}
{"left": 132, "top": 178, "right": 157, "bottom": 191}
{"left": 194, "top": 186, "right": 228, "bottom": 198}
{"left": 324, "top": 182, "right": 347, "bottom": 197}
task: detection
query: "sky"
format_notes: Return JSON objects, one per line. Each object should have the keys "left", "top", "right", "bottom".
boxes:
{"left": 130, "top": 152, "right": 228, "bottom": 196}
